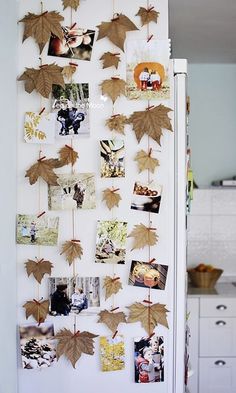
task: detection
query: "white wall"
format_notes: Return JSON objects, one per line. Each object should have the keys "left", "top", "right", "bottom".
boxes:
{"left": 188, "top": 64, "right": 236, "bottom": 187}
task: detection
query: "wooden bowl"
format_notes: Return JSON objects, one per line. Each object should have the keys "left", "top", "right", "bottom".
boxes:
{"left": 188, "top": 269, "right": 223, "bottom": 288}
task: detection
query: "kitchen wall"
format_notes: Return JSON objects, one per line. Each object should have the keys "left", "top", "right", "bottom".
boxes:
{"left": 188, "top": 64, "right": 236, "bottom": 187}
{"left": 187, "top": 188, "right": 236, "bottom": 275}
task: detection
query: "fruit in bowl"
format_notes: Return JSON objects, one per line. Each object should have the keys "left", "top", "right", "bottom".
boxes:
{"left": 194, "top": 263, "right": 215, "bottom": 272}
{"left": 188, "top": 264, "right": 223, "bottom": 288}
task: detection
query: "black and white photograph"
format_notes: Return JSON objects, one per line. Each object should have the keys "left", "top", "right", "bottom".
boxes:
{"left": 19, "top": 323, "right": 56, "bottom": 370}
{"left": 131, "top": 182, "right": 162, "bottom": 214}
{"left": 134, "top": 335, "right": 164, "bottom": 383}
{"left": 48, "top": 277, "right": 100, "bottom": 316}
{"left": 129, "top": 260, "right": 168, "bottom": 290}
{"left": 52, "top": 83, "right": 89, "bottom": 138}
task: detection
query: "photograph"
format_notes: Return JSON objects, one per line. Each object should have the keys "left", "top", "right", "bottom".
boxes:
{"left": 100, "top": 140, "right": 125, "bottom": 178}
{"left": 16, "top": 214, "right": 59, "bottom": 246}
{"left": 52, "top": 83, "right": 89, "bottom": 138}
{"left": 48, "top": 277, "right": 100, "bottom": 316}
{"left": 134, "top": 335, "right": 164, "bottom": 383}
{"left": 129, "top": 260, "right": 168, "bottom": 290}
{"left": 24, "top": 112, "right": 56, "bottom": 144}
{"left": 131, "top": 182, "right": 162, "bottom": 214}
{"left": 48, "top": 25, "right": 95, "bottom": 61}
{"left": 48, "top": 173, "right": 96, "bottom": 210}
{"left": 19, "top": 323, "right": 56, "bottom": 370}
{"left": 95, "top": 220, "right": 128, "bottom": 264}
{"left": 100, "top": 335, "right": 125, "bottom": 372}
{"left": 126, "top": 39, "right": 170, "bottom": 100}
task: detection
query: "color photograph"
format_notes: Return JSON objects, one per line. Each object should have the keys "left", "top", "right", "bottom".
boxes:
{"left": 48, "top": 277, "right": 100, "bottom": 316}
{"left": 48, "top": 25, "right": 95, "bottom": 61}
{"left": 95, "top": 220, "right": 128, "bottom": 264}
{"left": 52, "top": 83, "right": 89, "bottom": 138}
{"left": 100, "top": 335, "right": 125, "bottom": 372}
{"left": 100, "top": 140, "right": 125, "bottom": 178}
{"left": 134, "top": 335, "right": 164, "bottom": 383}
{"left": 24, "top": 112, "right": 56, "bottom": 144}
{"left": 16, "top": 214, "right": 59, "bottom": 246}
{"left": 48, "top": 173, "right": 96, "bottom": 210}
{"left": 126, "top": 39, "right": 170, "bottom": 100}
{"left": 131, "top": 182, "right": 162, "bottom": 214}
{"left": 129, "top": 260, "right": 168, "bottom": 290}
{"left": 19, "top": 323, "right": 56, "bottom": 370}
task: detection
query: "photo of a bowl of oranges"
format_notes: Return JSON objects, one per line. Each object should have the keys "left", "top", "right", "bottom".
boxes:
{"left": 188, "top": 264, "right": 223, "bottom": 288}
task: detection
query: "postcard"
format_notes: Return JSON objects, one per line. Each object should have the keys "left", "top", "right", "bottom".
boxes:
{"left": 131, "top": 182, "right": 162, "bottom": 214}
{"left": 95, "top": 220, "right": 127, "bottom": 264}
{"left": 100, "top": 335, "right": 125, "bottom": 372}
{"left": 100, "top": 140, "right": 125, "bottom": 178}
{"left": 129, "top": 260, "right": 168, "bottom": 290}
{"left": 16, "top": 214, "right": 59, "bottom": 246}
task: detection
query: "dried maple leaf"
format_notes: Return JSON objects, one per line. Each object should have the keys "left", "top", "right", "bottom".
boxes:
{"left": 100, "top": 52, "right": 120, "bottom": 69}
{"left": 128, "top": 224, "right": 158, "bottom": 250}
{"left": 97, "top": 14, "right": 138, "bottom": 51}
{"left": 134, "top": 149, "right": 160, "bottom": 173}
{"left": 60, "top": 240, "right": 83, "bottom": 265}
{"left": 57, "top": 145, "right": 79, "bottom": 167}
{"left": 62, "top": 65, "right": 77, "bottom": 81}
{"left": 100, "top": 78, "right": 127, "bottom": 104}
{"left": 55, "top": 329, "right": 98, "bottom": 368}
{"left": 136, "top": 7, "right": 159, "bottom": 26}
{"left": 128, "top": 105, "right": 173, "bottom": 145}
{"left": 103, "top": 276, "right": 122, "bottom": 300}
{"left": 19, "top": 11, "right": 64, "bottom": 53}
{"left": 102, "top": 188, "right": 122, "bottom": 210}
{"left": 98, "top": 310, "right": 126, "bottom": 333}
{"left": 105, "top": 114, "right": 128, "bottom": 134}
{"left": 25, "top": 157, "right": 59, "bottom": 186}
{"left": 18, "top": 64, "right": 65, "bottom": 98}
{"left": 62, "top": 0, "right": 80, "bottom": 11}
{"left": 127, "top": 302, "right": 169, "bottom": 335}
{"left": 23, "top": 299, "right": 49, "bottom": 324}
{"left": 25, "top": 259, "right": 53, "bottom": 284}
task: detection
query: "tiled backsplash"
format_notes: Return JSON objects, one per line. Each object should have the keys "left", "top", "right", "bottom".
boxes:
{"left": 187, "top": 189, "right": 236, "bottom": 276}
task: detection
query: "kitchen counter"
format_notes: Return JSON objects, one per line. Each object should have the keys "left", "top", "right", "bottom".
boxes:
{"left": 188, "top": 282, "right": 236, "bottom": 297}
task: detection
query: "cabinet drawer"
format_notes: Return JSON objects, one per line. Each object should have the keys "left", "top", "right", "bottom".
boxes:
{"left": 200, "top": 318, "right": 236, "bottom": 356}
{"left": 200, "top": 297, "right": 236, "bottom": 317}
{"left": 199, "top": 357, "right": 236, "bottom": 393}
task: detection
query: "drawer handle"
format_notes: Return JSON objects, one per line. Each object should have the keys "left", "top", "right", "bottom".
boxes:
{"left": 216, "top": 305, "right": 227, "bottom": 310}
{"left": 216, "top": 320, "right": 226, "bottom": 326}
{"left": 215, "top": 360, "right": 226, "bottom": 366}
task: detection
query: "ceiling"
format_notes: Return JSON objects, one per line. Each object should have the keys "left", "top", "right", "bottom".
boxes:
{"left": 169, "top": 0, "right": 236, "bottom": 63}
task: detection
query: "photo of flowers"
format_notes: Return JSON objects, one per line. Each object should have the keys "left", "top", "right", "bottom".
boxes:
{"left": 16, "top": 214, "right": 59, "bottom": 246}
{"left": 126, "top": 39, "right": 170, "bottom": 100}
{"left": 95, "top": 220, "right": 128, "bottom": 264}
{"left": 48, "top": 173, "right": 96, "bottom": 210}
{"left": 19, "top": 323, "right": 56, "bottom": 369}
{"left": 24, "top": 112, "right": 56, "bottom": 144}
{"left": 52, "top": 83, "right": 89, "bottom": 138}
{"left": 100, "top": 335, "right": 125, "bottom": 372}
{"left": 129, "top": 260, "right": 168, "bottom": 290}
{"left": 100, "top": 140, "right": 125, "bottom": 178}
{"left": 48, "top": 25, "right": 95, "bottom": 61}
{"left": 134, "top": 335, "right": 164, "bottom": 383}
{"left": 131, "top": 182, "right": 162, "bottom": 214}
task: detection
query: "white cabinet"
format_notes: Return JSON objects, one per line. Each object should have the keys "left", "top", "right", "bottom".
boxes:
{"left": 199, "top": 358, "right": 236, "bottom": 393}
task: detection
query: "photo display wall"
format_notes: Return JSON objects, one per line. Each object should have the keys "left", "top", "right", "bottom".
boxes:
{"left": 17, "top": 0, "right": 175, "bottom": 392}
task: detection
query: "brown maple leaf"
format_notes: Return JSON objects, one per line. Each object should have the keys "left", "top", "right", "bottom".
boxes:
{"left": 100, "top": 52, "right": 120, "bottom": 69}
{"left": 57, "top": 145, "right": 79, "bottom": 167}
{"left": 23, "top": 299, "right": 49, "bottom": 324}
{"left": 19, "top": 11, "right": 64, "bottom": 53}
{"left": 25, "top": 259, "right": 53, "bottom": 284}
{"left": 128, "top": 224, "right": 158, "bottom": 250}
{"left": 62, "top": 0, "right": 80, "bottom": 11}
{"left": 60, "top": 240, "right": 83, "bottom": 265}
{"left": 127, "top": 302, "right": 169, "bottom": 335}
{"left": 136, "top": 7, "right": 159, "bottom": 26}
{"left": 128, "top": 105, "right": 173, "bottom": 145}
{"left": 25, "top": 157, "right": 59, "bottom": 185}
{"left": 100, "top": 78, "right": 127, "bottom": 103}
{"left": 105, "top": 114, "right": 128, "bottom": 134}
{"left": 97, "top": 14, "right": 138, "bottom": 51}
{"left": 98, "top": 310, "right": 126, "bottom": 333}
{"left": 102, "top": 188, "right": 122, "bottom": 210}
{"left": 62, "top": 65, "right": 77, "bottom": 81}
{"left": 103, "top": 276, "right": 123, "bottom": 300}
{"left": 18, "top": 64, "right": 65, "bottom": 98}
{"left": 134, "top": 149, "right": 160, "bottom": 173}
{"left": 55, "top": 329, "right": 98, "bottom": 368}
